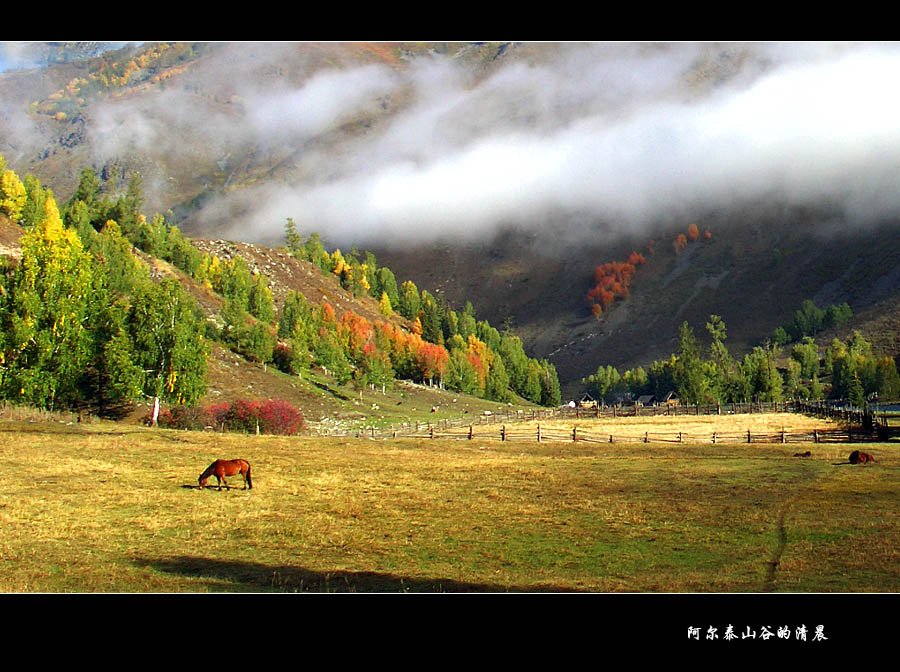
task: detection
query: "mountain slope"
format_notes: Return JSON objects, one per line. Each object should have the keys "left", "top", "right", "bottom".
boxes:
{"left": 5, "top": 42, "right": 900, "bottom": 401}
{"left": 373, "top": 207, "right": 900, "bottom": 397}
{"left": 0, "top": 213, "right": 543, "bottom": 429}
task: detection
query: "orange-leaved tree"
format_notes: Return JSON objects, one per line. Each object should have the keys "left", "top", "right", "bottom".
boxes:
{"left": 687, "top": 223, "right": 700, "bottom": 241}
{"left": 585, "top": 253, "right": 646, "bottom": 317}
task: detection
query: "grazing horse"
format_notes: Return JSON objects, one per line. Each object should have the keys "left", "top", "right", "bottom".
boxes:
{"left": 849, "top": 450, "right": 875, "bottom": 465}
{"left": 199, "top": 459, "right": 253, "bottom": 490}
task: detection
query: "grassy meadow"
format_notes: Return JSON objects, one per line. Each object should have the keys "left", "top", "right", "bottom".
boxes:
{"left": 1, "top": 413, "right": 898, "bottom": 593}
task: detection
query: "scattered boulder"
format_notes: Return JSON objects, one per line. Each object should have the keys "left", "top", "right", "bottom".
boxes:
{"left": 849, "top": 450, "right": 875, "bottom": 465}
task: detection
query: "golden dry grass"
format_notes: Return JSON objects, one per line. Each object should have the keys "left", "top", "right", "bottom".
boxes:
{"left": 1, "top": 415, "right": 897, "bottom": 593}
{"left": 437, "top": 411, "right": 841, "bottom": 442}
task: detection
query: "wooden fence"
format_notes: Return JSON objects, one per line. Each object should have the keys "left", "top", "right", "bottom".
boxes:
{"left": 329, "top": 399, "right": 890, "bottom": 444}
{"left": 367, "top": 424, "right": 870, "bottom": 445}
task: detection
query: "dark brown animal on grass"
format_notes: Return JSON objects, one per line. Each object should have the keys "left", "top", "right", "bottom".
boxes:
{"left": 199, "top": 459, "right": 253, "bottom": 490}
{"left": 849, "top": 450, "right": 875, "bottom": 465}
{"left": 793, "top": 451, "right": 811, "bottom": 458}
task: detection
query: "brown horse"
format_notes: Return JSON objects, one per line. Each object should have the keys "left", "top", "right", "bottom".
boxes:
{"left": 199, "top": 459, "right": 253, "bottom": 490}
{"left": 849, "top": 450, "right": 875, "bottom": 465}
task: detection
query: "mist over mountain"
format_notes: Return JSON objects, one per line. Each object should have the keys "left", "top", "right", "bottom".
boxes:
{"left": 4, "top": 41, "right": 900, "bottom": 396}
{"left": 214, "top": 41, "right": 900, "bottom": 249}
{"left": 5, "top": 41, "right": 900, "bottom": 248}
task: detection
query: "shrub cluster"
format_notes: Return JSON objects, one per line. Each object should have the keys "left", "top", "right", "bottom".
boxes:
{"left": 147, "top": 398, "right": 305, "bottom": 435}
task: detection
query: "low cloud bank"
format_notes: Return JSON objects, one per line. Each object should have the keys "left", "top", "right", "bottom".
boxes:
{"left": 10, "top": 42, "right": 900, "bottom": 249}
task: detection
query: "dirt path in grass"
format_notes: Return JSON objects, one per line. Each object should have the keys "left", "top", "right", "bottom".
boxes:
{"left": 763, "top": 497, "right": 795, "bottom": 592}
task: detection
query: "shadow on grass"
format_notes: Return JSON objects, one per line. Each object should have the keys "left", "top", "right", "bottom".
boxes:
{"left": 136, "top": 555, "right": 579, "bottom": 593}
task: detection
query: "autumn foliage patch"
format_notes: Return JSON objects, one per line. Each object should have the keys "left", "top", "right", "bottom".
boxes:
{"left": 149, "top": 399, "right": 305, "bottom": 435}
{"left": 675, "top": 224, "right": 711, "bottom": 253}
{"left": 585, "top": 252, "right": 646, "bottom": 317}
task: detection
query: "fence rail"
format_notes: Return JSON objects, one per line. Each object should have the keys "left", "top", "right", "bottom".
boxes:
{"left": 356, "top": 424, "right": 872, "bottom": 445}
{"left": 321, "top": 399, "right": 895, "bottom": 444}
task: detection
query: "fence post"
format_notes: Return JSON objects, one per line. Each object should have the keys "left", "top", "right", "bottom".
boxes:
{"left": 644, "top": 431, "right": 648, "bottom": 443}
{"left": 501, "top": 425, "right": 506, "bottom": 442}
{"left": 747, "top": 429, "right": 751, "bottom": 444}
{"left": 781, "top": 429, "right": 785, "bottom": 444}
{"left": 573, "top": 427, "right": 577, "bottom": 442}
{"left": 430, "top": 426, "right": 434, "bottom": 439}
{"left": 712, "top": 431, "right": 717, "bottom": 444}
{"left": 468, "top": 425, "right": 473, "bottom": 440}
{"left": 679, "top": 431, "right": 683, "bottom": 443}
{"left": 537, "top": 424, "right": 542, "bottom": 443}
{"left": 813, "top": 429, "right": 818, "bottom": 444}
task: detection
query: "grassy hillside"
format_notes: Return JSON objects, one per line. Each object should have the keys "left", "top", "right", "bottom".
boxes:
{"left": 1, "top": 213, "right": 544, "bottom": 431}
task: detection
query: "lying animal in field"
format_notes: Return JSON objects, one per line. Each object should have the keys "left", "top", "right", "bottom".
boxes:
{"left": 793, "top": 450, "right": 811, "bottom": 458}
{"left": 849, "top": 450, "right": 875, "bottom": 465}
{"left": 199, "top": 458, "right": 253, "bottom": 490}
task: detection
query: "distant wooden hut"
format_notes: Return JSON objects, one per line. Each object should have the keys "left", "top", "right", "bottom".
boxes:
{"left": 578, "top": 393, "right": 598, "bottom": 409}
{"left": 662, "top": 391, "right": 679, "bottom": 406}
{"left": 636, "top": 394, "right": 657, "bottom": 407}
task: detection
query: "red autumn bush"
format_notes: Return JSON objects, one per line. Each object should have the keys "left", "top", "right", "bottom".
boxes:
{"left": 144, "top": 399, "right": 304, "bottom": 435}
{"left": 224, "top": 399, "right": 262, "bottom": 434}
{"left": 202, "top": 402, "right": 231, "bottom": 429}
{"left": 256, "top": 399, "right": 305, "bottom": 435}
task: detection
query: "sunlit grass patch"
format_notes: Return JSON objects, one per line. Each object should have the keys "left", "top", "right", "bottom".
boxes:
{"left": 1, "top": 419, "right": 897, "bottom": 592}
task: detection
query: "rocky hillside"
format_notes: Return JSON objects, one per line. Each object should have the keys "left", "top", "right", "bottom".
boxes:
{"left": 373, "top": 207, "right": 900, "bottom": 397}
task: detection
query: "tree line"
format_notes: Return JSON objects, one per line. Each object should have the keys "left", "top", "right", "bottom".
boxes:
{"left": 772, "top": 298, "right": 853, "bottom": 346}
{"left": 583, "top": 315, "right": 900, "bottom": 407}
{"left": 0, "top": 159, "right": 207, "bottom": 418}
{"left": 279, "top": 219, "right": 561, "bottom": 406}
{"left": 0, "top": 160, "right": 561, "bottom": 420}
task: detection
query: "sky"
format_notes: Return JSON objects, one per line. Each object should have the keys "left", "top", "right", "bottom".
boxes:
{"left": 6, "top": 41, "right": 900, "bottom": 250}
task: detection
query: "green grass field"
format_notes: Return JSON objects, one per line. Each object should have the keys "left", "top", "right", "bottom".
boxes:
{"left": 1, "top": 417, "right": 897, "bottom": 593}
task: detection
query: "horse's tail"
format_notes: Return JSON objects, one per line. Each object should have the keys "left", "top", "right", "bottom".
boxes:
{"left": 245, "top": 461, "right": 253, "bottom": 490}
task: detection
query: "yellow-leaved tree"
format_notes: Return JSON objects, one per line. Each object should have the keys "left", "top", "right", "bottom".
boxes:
{"left": 0, "top": 194, "right": 98, "bottom": 408}
{"left": 0, "top": 168, "right": 27, "bottom": 222}
{"left": 379, "top": 291, "right": 393, "bottom": 317}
